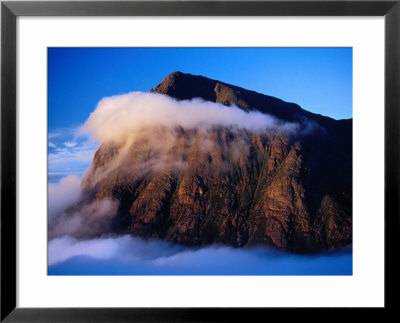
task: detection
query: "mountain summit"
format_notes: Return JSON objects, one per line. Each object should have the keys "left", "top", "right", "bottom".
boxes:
{"left": 151, "top": 71, "right": 351, "bottom": 136}
{"left": 53, "top": 72, "right": 352, "bottom": 253}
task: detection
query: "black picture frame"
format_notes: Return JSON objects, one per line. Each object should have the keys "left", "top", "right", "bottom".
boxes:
{"left": 1, "top": 0, "right": 399, "bottom": 321}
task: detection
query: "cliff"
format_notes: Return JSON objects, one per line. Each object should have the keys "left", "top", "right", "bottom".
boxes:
{"left": 74, "top": 72, "right": 352, "bottom": 253}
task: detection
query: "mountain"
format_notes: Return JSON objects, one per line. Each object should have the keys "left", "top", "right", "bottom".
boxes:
{"left": 57, "top": 72, "right": 352, "bottom": 253}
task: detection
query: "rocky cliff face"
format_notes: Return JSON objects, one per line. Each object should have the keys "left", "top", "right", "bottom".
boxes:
{"left": 75, "top": 72, "right": 352, "bottom": 253}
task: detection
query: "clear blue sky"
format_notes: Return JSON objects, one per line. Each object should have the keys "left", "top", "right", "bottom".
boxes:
{"left": 48, "top": 47, "right": 352, "bottom": 130}
{"left": 48, "top": 47, "right": 352, "bottom": 175}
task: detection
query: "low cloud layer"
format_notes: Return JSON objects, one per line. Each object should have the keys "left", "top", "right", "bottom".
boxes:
{"left": 48, "top": 235, "right": 352, "bottom": 275}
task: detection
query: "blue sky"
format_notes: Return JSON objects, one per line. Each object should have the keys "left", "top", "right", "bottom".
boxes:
{"left": 48, "top": 47, "right": 352, "bottom": 174}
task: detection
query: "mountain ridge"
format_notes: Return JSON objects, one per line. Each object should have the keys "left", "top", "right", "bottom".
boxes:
{"left": 151, "top": 71, "right": 352, "bottom": 121}
{"left": 150, "top": 71, "right": 352, "bottom": 145}
{"left": 52, "top": 72, "right": 352, "bottom": 253}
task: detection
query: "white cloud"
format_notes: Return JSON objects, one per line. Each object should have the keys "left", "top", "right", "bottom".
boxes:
{"left": 79, "top": 92, "right": 302, "bottom": 145}
{"left": 64, "top": 141, "right": 77, "bottom": 148}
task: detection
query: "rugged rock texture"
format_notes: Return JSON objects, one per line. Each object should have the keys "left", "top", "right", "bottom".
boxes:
{"left": 78, "top": 72, "right": 352, "bottom": 253}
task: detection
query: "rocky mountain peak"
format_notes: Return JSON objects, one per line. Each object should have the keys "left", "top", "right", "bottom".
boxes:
{"left": 59, "top": 72, "right": 353, "bottom": 253}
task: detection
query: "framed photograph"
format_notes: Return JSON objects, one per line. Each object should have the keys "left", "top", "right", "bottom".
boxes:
{"left": 1, "top": 0, "right": 399, "bottom": 321}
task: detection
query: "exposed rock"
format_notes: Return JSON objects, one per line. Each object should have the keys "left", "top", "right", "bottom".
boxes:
{"left": 72, "top": 72, "right": 352, "bottom": 253}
